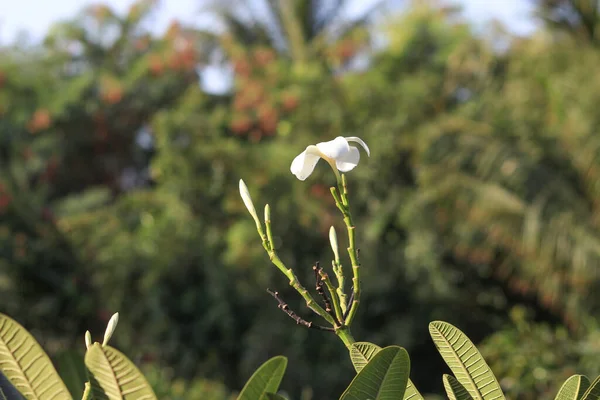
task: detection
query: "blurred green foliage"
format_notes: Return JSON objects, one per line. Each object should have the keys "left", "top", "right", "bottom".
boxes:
{"left": 2, "top": 0, "right": 600, "bottom": 398}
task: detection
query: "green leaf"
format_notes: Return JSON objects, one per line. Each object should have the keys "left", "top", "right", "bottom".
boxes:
{"left": 54, "top": 350, "right": 87, "bottom": 399}
{"left": 0, "top": 313, "right": 70, "bottom": 400}
{"left": 350, "top": 342, "right": 424, "bottom": 400}
{"left": 340, "top": 346, "right": 410, "bottom": 400}
{"left": 350, "top": 342, "right": 382, "bottom": 373}
{"left": 84, "top": 343, "right": 157, "bottom": 400}
{"left": 429, "top": 321, "right": 505, "bottom": 400}
{"left": 581, "top": 376, "right": 600, "bottom": 400}
{"left": 404, "top": 379, "right": 424, "bottom": 400}
{"left": 264, "top": 393, "right": 287, "bottom": 400}
{"left": 444, "top": 374, "right": 474, "bottom": 400}
{"left": 237, "top": 356, "right": 288, "bottom": 400}
{"left": 554, "top": 375, "right": 591, "bottom": 400}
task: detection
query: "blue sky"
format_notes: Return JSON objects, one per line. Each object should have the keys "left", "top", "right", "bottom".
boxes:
{"left": 1, "top": 0, "right": 537, "bottom": 44}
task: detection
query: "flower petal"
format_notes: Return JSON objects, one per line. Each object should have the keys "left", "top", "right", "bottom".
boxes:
{"left": 316, "top": 136, "right": 350, "bottom": 159}
{"left": 290, "top": 147, "right": 322, "bottom": 180}
{"left": 335, "top": 146, "right": 360, "bottom": 172}
{"left": 345, "top": 136, "right": 370, "bottom": 157}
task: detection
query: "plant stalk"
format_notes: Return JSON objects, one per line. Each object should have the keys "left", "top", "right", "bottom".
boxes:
{"left": 265, "top": 211, "right": 337, "bottom": 326}
{"left": 319, "top": 269, "right": 344, "bottom": 325}
{"left": 335, "top": 326, "right": 356, "bottom": 349}
{"left": 331, "top": 175, "right": 361, "bottom": 326}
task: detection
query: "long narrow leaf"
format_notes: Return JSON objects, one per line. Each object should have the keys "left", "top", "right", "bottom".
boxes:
{"left": 85, "top": 343, "right": 157, "bottom": 400}
{"left": 429, "top": 321, "right": 505, "bottom": 400}
{"left": 404, "top": 380, "right": 424, "bottom": 400}
{"left": 54, "top": 350, "right": 87, "bottom": 398}
{"left": 444, "top": 374, "right": 474, "bottom": 400}
{"left": 581, "top": 376, "right": 600, "bottom": 400}
{"left": 237, "top": 356, "right": 287, "bottom": 400}
{"left": 341, "top": 346, "right": 410, "bottom": 400}
{"left": 350, "top": 342, "right": 382, "bottom": 373}
{"left": 0, "top": 314, "right": 70, "bottom": 400}
{"left": 264, "top": 393, "right": 287, "bottom": 400}
{"left": 554, "top": 375, "right": 590, "bottom": 400}
{"left": 349, "top": 342, "right": 424, "bottom": 400}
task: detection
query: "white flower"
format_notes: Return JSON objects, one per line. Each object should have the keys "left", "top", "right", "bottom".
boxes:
{"left": 290, "top": 136, "right": 370, "bottom": 181}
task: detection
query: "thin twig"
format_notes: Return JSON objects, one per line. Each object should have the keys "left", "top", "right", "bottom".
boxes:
{"left": 267, "top": 289, "right": 335, "bottom": 332}
{"left": 318, "top": 268, "right": 344, "bottom": 325}
{"left": 313, "top": 262, "right": 332, "bottom": 313}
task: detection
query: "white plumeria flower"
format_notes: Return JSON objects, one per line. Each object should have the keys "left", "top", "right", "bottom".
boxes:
{"left": 290, "top": 136, "right": 370, "bottom": 181}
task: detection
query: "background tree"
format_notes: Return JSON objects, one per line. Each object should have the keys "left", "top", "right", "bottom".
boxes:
{"left": 533, "top": 0, "right": 600, "bottom": 44}
{"left": 203, "top": 0, "right": 385, "bottom": 62}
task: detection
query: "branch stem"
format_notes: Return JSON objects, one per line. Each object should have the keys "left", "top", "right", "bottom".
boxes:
{"left": 318, "top": 268, "right": 344, "bottom": 325}
{"left": 331, "top": 175, "right": 361, "bottom": 326}
{"left": 265, "top": 213, "right": 336, "bottom": 326}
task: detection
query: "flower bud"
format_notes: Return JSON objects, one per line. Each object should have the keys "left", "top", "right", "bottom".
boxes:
{"left": 239, "top": 179, "right": 262, "bottom": 230}
{"left": 329, "top": 226, "right": 340, "bottom": 262}
{"left": 102, "top": 312, "right": 119, "bottom": 346}
{"left": 85, "top": 331, "right": 92, "bottom": 349}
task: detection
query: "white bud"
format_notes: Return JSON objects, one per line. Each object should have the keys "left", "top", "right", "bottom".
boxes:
{"left": 85, "top": 331, "right": 92, "bottom": 349}
{"left": 102, "top": 312, "right": 119, "bottom": 346}
{"left": 239, "top": 179, "right": 262, "bottom": 229}
{"left": 264, "top": 204, "right": 271, "bottom": 222}
{"left": 329, "top": 226, "right": 340, "bottom": 261}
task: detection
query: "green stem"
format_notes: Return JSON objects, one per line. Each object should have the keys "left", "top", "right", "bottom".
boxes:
{"left": 331, "top": 175, "right": 361, "bottom": 326}
{"left": 329, "top": 187, "right": 349, "bottom": 313}
{"left": 332, "top": 260, "right": 347, "bottom": 314}
{"left": 341, "top": 174, "right": 350, "bottom": 207}
{"left": 264, "top": 205, "right": 275, "bottom": 251}
{"left": 330, "top": 185, "right": 343, "bottom": 206}
{"left": 319, "top": 269, "right": 344, "bottom": 325}
{"left": 272, "top": 253, "right": 336, "bottom": 326}
{"left": 335, "top": 326, "right": 356, "bottom": 349}
{"left": 345, "top": 264, "right": 360, "bottom": 325}
{"left": 265, "top": 214, "right": 336, "bottom": 326}
{"left": 81, "top": 382, "right": 92, "bottom": 400}
{"left": 343, "top": 224, "right": 361, "bottom": 326}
